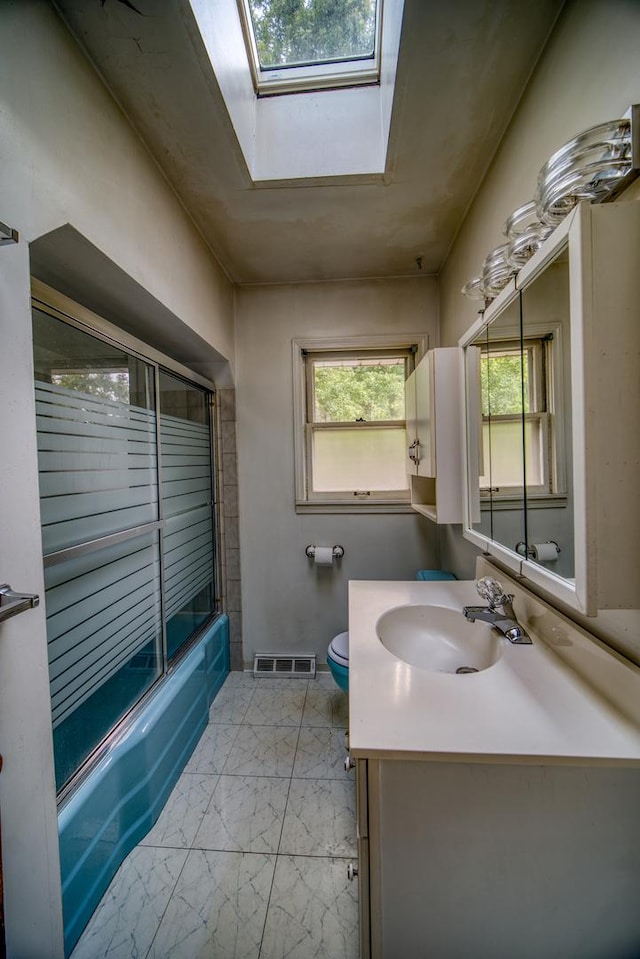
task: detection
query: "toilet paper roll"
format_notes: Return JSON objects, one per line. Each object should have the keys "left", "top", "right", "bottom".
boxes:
{"left": 314, "top": 546, "right": 335, "bottom": 567}
{"left": 531, "top": 542, "right": 558, "bottom": 562}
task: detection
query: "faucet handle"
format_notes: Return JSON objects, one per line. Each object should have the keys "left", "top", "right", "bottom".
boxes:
{"left": 476, "top": 576, "right": 510, "bottom": 608}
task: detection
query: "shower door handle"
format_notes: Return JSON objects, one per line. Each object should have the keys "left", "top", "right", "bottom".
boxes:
{"left": 0, "top": 584, "right": 39, "bottom": 624}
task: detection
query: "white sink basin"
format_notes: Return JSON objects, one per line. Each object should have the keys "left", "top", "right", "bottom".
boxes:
{"left": 375, "top": 605, "right": 502, "bottom": 674}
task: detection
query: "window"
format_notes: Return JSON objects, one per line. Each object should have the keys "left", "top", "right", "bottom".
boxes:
{"left": 238, "top": 0, "right": 381, "bottom": 94}
{"left": 479, "top": 337, "right": 553, "bottom": 497}
{"left": 294, "top": 338, "right": 421, "bottom": 510}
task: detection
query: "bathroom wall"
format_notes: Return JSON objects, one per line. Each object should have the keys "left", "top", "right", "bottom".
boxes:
{"left": 0, "top": 2, "right": 235, "bottom": 953}
{"left": 235, "top": 277, "right": 441, "bottom": 666}
{"left": 1, "top": 2, "right": 234, "bottom": 368}
{"left": 438, "top": 0, "right": 640, "bottom": 662}
{"left": 439, "top": 0, "right": 640, "bottom": 348}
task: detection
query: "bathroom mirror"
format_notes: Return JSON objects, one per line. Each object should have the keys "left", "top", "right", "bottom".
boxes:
{"left": 461, "top": 201, "right": 640, "bottom": 615}
{"left": 461, "top": 238, "right": 574, "bottom": 580}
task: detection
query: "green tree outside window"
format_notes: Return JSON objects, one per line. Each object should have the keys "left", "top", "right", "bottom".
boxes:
{"left": 313, "top": 361, "right": 405, "bottom": 422}
{"left": 247, "top": 0, "right": 377, "bottom": 68}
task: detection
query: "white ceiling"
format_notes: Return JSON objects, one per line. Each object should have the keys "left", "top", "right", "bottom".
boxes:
{"left": 53, "top": 0, "right": 564, "bottom": 285}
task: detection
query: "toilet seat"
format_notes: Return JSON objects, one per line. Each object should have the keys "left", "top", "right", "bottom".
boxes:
{"left": 328, "top": 630, "right": 349, "bottom": 667}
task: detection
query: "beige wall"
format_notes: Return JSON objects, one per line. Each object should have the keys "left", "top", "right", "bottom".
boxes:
{"left": 0, "top": 3, "right": 235, "bottom": 953}
{"left": 440, "top": 0, "right": 640, "bottom": 348}
{"left": 1, "top": 0, "right": 234, "bottom": 370}
{"left": 235, "top": 277, "right": 442, "bottom": 665}
{"left": 438, "top": 0, "right": 640, "bottom": 660}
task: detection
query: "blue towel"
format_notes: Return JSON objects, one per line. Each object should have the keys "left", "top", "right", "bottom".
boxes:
{"left": 416, "top": 569, "right": 457, "bottom": 581}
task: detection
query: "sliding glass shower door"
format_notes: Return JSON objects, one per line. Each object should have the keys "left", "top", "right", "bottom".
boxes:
{"left": 159, "top": 371, "right": 216, "bottom": 661}
{"left": 32, "top": 302, "right": 217, "bottom": 793}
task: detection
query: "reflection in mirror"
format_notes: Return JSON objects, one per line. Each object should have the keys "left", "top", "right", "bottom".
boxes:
{"left": 520, "top": 245, "right": 574, "bottom": 578}
{"left": 484, "top": 295, "right": 526, "bottom": 552}
{"left": 465, "top": 324, "right": 490, "bottom": 540}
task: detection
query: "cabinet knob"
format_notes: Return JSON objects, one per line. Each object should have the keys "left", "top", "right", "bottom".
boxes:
{"left": 344, "top": 755, "right": 355, "bottom": 772}
{"left": 347, "top": 862, "right": 358, "bottom": 881}
{"left": 408, "top": 438, "right": 421, "bottom": 465}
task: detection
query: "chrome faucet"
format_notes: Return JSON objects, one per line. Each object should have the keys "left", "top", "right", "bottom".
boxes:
{"left": 463, "top": 577, "right": 532, "bottom": 644}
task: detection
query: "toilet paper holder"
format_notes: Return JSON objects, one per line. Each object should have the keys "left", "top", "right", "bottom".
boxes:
{"left": 305, "top": 545, "right": 345, "bottom": 560}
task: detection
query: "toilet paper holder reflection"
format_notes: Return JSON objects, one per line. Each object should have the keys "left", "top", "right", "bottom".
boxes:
{"left": 515, "top": 540, "right": 560, "bottom": 559}
{"left": 305, "top": 545, "right": 345, "bottom": 560}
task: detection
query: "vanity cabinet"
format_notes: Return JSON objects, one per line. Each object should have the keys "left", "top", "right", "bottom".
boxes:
{"left": 460, "top": 200, "right": 640, "bottom": 614}
{"left": 354, "top": 756, "right": 640, "bottom": 959}
{"left": 405, "top": 347, "right": 463, "bottom": 523}
{"left": 348, "top": 574, "right": 640, "bottom": 958}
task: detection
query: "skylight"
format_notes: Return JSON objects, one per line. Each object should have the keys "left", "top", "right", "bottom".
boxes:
{"left": 239, "top": 0, "right": 381, "bottom": 94}
{"left": 188, "top": 0, "right": 404, "bottom": 181}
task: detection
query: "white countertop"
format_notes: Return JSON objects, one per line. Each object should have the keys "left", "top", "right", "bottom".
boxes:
{"left": 348, "top": 579, "right": 640, "bottom": 765}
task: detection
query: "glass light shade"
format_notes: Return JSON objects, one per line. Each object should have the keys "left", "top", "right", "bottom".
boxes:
{"left": 535, "top": 118, "right": 632, "bottom": 225}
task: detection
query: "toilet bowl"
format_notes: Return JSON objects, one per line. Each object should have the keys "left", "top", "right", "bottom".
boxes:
{"left": 327, "top": 630, "right": 349, "bottom": 692}
{"left": 326, "top": 570, "right": 457, "bottom": 692}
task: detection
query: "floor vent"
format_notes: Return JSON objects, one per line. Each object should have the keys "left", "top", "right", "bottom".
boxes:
{"left": 253, "top": 653, "right": 316, "bottom": 678}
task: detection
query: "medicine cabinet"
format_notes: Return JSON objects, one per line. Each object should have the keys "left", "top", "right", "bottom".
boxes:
{"left": 405, "top": 347, "right": 463, "bottom": 524}
{"left": 460, "top": 200, "right": 640, "bottom": 615}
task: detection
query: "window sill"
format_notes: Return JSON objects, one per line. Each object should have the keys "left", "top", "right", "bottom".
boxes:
{"left": 296, "top": 500, "right": 414, "bottom": 515}
{"left": 480, "top": 494, "right": 568, "bottom": 512}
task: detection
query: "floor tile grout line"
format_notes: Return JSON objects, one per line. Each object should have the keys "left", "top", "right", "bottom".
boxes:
{"left": 147, "top": 677, "right": 307, "bottom": 959}
{"left": 256, "top": 678, "right": 310, "bottom": 957}
{"left": 142, "top": 844, "right": 191, "bottom": 959}
{"left": 139, "top": 689, "right": 246, "bottom": 959}
{"left": 128, "top": 683, "right": 255, "bottom": 957}
{"left": 207, "top": 676, "right": 257, "bottom": 726}
{"left": 180, "top": 684, "right": 255, "bottom": 852}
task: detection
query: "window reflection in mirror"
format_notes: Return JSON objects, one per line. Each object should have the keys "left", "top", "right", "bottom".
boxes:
{"left": 482, "top": 339, "right": 550, "bottom": 495}
{"left": 521, "top": 246, "right": 574, "bottom": 579}
{"left": 485, "top": 296, "right": 526, "bottom": 553}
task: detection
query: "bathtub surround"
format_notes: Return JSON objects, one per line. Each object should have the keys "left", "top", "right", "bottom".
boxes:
{"left": 70, "top": 671, "right": 357, "bottom": 959}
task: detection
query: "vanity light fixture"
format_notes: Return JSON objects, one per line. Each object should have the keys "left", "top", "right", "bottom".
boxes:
{"left": 462, "top": 103, "right": 640, "bottom": 304}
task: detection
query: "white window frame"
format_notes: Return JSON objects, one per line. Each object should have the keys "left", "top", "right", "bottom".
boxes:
{"left": 292, "top": 334, "right": 427, "bottom": 513}
{"left": 237, "top": 0, "right": 382, "bottom": 95}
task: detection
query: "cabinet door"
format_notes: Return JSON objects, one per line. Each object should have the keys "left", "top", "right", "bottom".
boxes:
{"left": 414, "top": 353, "right": 434, "bottom": 477}
{"left": 519, "top": 200, "right": 640, "bottom": 613}
{"left": 464, "top": 326, "right": 489, "bottom": 541}
{"left": 355, "top": 760, "right": 371, "bottom": 959}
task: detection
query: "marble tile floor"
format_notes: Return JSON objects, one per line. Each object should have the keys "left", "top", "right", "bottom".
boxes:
{"left": 70, "top": 671, "right": 359, "bottom": 959}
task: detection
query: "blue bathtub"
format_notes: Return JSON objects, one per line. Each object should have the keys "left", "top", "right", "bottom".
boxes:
{"left": 58, "top": 615, "right": 229, "bottom": 955}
